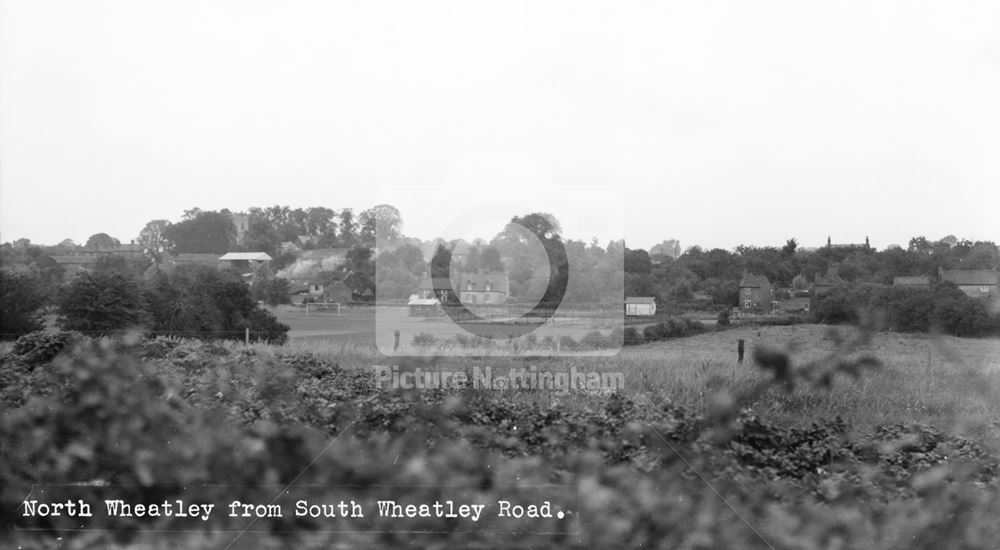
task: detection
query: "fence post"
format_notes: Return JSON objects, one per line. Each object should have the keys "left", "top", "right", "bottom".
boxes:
{"left": 245, "top": 327, "right": 250, "bottom": 345}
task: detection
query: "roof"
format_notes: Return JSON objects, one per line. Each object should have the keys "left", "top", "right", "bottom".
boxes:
{"left": 49, "top": 255, "right": 97, "bottom": 265}
{"left": 218, "top": 252, "right": 273, "bottom": 261}
{"left": 625, "top": 297, "right": 656, "bottom": 304}
{"left": 941, "top": 269, "right": 999, "bottom": 286}
{"left": 739, "top": 274, "right": 771, "bottom": 288}
{"left": 893, "top": 276, "right": 931, "bottom": 286}
{"left": 173, "top": 253, "right": 221, "bottom": 263}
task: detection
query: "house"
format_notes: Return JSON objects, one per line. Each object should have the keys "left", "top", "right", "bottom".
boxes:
{"left": 893, "top": 276, "right": 931, "bottom": 290}
{"left": 939, "top": 267, "right": 999, "bottom": 298}
{"left": 218, "top": 252, "right": 272, "bottom": 273}
{"left": 46, "top": 255, "right": 97, "bottom": 280}
{"left": 458, "top": 271, "right": 508, "bottom": 305}
{"left": 738, "top": 272, "right": 773, "bottom": 313}
{"left": 624, "top": 297, "right": 656, "bottom": 316}
{"left": 826, "top": 236, "right": 871, "bottom": 249}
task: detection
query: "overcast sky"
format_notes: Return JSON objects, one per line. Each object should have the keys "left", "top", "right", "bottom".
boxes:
{"left": 2, "top": 1, "right": 998, "bottom": 252}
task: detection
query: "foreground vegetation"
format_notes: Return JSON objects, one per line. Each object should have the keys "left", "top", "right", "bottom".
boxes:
{"left": 2, "top": 324, "right": 999, "bottom": 548}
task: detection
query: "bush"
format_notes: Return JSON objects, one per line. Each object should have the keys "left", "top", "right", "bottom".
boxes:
{"left": 11, "top": 331, "right": 82, "bottom": 366}
{"left": 57, "top": 270, "right": 148, "bottom": 334}
{"left": 623, "top": 326, "right": 643, "bottom": 345}
{"left": 0, "top": 271, "right": 46, "bottom": 340}
{"left": 717, "top": 309, "right": 731, "bottom": 326}
{"left": 144, "top": 265, "right": 290, "bottom": 344}
{"left": 412, "top": 332, "right": 437, "bottom": 347}
{"left": 815, "top": 283, "right": 1000, "bottom": 337}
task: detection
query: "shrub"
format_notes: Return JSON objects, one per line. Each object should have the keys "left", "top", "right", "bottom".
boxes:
{"left": 717, "top": 309, "right": 731, "bottom": 326}
{"left": 623, "top": 326, "right": 643, "bottom": 345}
{"left": 57, "top": 270, "right": 148, "bottom": 334}
{"left": 11, "top": 331, "right": 82, "bottom": 366}
{"left": 412, "top": 332, "right": 437, "bottom": 347}
{"left": 0, "top": 270, "right": 46, "bottom": 339}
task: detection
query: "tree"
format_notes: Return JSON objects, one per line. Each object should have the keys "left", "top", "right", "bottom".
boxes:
{"left": 163, "top": 211, "right": 236, "bottom": 253}
{"left": 250, "top": 266, "right": 291, "bottom": 306}
{"left": 137, "top": 219, "right": 171, "bottom": 257}
{"left": 339, "top": 209, "right": 357, "bottom": 247}
{"left": 0, "top": 271, "right": 47, "bottom": 339}
{"left": 144, "top": 265, "right": 289, "bottom": 343}
{"left": 359, "top": 204, "right": 403, "bottom": 246}
{"left": 57, "top": 271, "right": 148, "bottom": 334}
{"left": 782, "top": 238, "right": 798, "bottom": 257}
{"left": 85, "top": 233, "right": 120, "bottom": 250}
{"left": 338, "top": 246, "right": 375, "bottom": 301}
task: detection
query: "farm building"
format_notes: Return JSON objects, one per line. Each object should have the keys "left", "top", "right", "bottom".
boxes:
{"left": 218, "top": 252, "right": 272, "bottom": 273}
{"left": 624, "top": 297, "right": 656, "bottom": 316}
{"left": 171, "top": 253, "right": 222, "bottom": 269}
{"left": 939, "top": 268, "right": 999, "bottom": 298}
{"left": 738, "top": 272, "right": 773, "bottom": 313}
{"left": 893, "top": 276, "right": 931, "bottom": 289}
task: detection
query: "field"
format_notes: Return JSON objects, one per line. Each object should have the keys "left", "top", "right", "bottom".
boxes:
{"left": 4, "top": 321, "right": 1000, "bottom": 548}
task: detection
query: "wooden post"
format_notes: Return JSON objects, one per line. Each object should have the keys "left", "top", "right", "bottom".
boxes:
{"left": 245, "top": 327, "right": 250, "bottom": 345}
{"left": 737, "top": 339, "right": 745, "bottom": 364}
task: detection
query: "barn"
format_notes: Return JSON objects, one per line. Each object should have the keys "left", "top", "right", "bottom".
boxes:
{"left": 625, "top": 297, "right": 656, "bottom": 316}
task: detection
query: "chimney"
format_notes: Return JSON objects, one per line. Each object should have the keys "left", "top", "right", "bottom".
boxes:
{"left": 827, "top": 236, "right": 832, "bottom": 247}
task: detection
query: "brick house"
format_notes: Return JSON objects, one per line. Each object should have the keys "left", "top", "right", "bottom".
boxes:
{"left": 738, "top": 272, "right": 773, "bottom": 313}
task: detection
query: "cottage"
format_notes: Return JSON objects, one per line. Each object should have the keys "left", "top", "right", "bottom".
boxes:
{"left": 738, "top": 272, "right": 773, "bottom": 313}
{"left": 458, "top": 271, "right": 509, "bottom": 305}
{"left": 939, "top": 268, "right": 999, "bottom": 298}
{"left": 624, "top": 297, "right": 656, "bottom": 316}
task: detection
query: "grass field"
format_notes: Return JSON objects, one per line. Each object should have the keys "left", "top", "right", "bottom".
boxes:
{"left": 275, "top": 312, "right": 1000, "bottom": 440}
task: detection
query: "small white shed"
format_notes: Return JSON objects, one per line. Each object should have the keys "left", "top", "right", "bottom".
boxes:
{"left": 625, "top": 297, "right": 656, "bottom": 316}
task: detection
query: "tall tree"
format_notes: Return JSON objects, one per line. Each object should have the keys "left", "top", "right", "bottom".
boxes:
{"left": 85, "top": 233, "right": 120, "bottom": 250}
{"left": 162, "top": 211, "right": 236, "bottom": 254}
{"left": 137, "top": 220, "right": 171, "bottom": 257}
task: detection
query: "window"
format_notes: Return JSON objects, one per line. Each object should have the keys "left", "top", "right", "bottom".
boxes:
{"left": 744, "top": 288, "right": 752, "bottom": 296}
{"left": 982, "top": 286, "right": 991, "bottom": 293}
{"left": 744, "top": 300, "right": 751, "bottom": 308}
{"left": 466, "top": 280, "right": 474, "bottom": 291}
{"left": 485, "top": 282, "right": 493, "bottom": 291}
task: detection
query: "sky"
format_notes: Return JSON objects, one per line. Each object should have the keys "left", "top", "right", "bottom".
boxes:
{"left": 2, "top": 1, "right": 999, "bottom": 252}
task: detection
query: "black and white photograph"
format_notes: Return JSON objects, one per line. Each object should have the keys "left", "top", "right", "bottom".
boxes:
{"left": 2, "top": 2, "right": 999, "bottom": 548}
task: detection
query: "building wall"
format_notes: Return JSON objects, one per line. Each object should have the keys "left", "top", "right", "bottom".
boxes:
{"left": 740, "top": 285, "right": 772, "bottom": 312}
{"left": 956, "top": 285, "right": 998, "bottom": 299}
